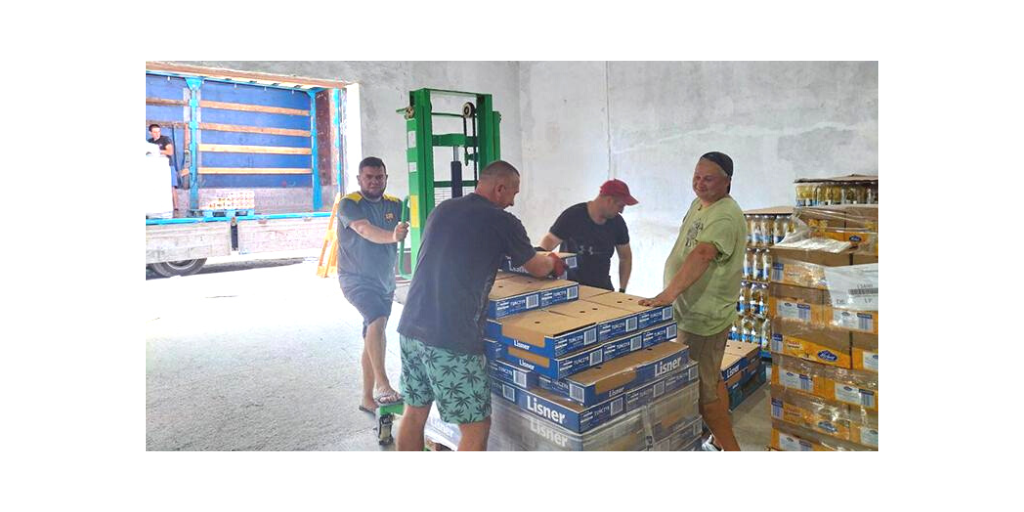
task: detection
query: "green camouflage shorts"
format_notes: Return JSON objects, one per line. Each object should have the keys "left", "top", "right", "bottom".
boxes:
{"left": 399, "top": 335, "right": 491, "bottom": 424}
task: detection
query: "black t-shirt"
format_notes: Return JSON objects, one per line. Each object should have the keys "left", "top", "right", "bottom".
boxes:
{"left": 398, "top": 193, "right": 536, "bottom": 355}
{"left": 337, "top": 192, "right": 403, "bottom": 293}
{"left": 549, "top": 202, "right": 630, "bottom": 290}
{"left": 148, "top": 135, "right": 174, "bottom": 169}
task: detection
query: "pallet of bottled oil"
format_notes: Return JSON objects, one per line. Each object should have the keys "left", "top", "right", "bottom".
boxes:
{"left": 731, "top": 206, "right": 795, "bottom": 356}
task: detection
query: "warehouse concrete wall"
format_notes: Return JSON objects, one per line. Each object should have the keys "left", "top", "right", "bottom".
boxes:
{"left": 181, "top": 61, "right": 524, "bottom": 205}
{"left": 517, "top": 61, "right": 878, "bottom": 297}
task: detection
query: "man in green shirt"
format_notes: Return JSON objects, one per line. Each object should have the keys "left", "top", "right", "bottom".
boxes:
{"left": 640, "top": 151, "right": 746, "bottom": 451}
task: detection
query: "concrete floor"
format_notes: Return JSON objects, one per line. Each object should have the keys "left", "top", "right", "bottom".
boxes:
{"left": 146, "top": 255, "right": 772, "bottom": 451}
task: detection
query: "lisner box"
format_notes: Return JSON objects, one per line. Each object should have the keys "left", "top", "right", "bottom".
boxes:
{"left": 488, "top": 359, "right": 539, "bottom": 390}
{"left": 485, "top": 306, "right": 618, "bottom": 358}
{"left": 487, "top": 274, "right": 579, "bottom": 319}
{"left": 500, "top": 321, "right": 677, "bottom": 379}
{"left": 537, "top": 341, "right": 693, "bottom": 406}
{"left": 492, "top": 367, "right": 698, "bottom": 433}
{"left": 581, "top": 292, "right": 676, "bottom": 337}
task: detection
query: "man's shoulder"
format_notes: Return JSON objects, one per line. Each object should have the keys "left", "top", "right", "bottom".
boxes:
{"left": 343, "top": 191, "right": 364, "bottom": 204}
{"left": 382, "top": 194, "right": 402, "bottom": 204}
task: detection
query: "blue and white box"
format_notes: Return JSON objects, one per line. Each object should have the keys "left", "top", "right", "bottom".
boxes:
{"left": 537, "top": 341, "right": 693, "bottom": 406}
{"left": 492, "top": 370, "right": 699, "bottom": 434}
{"left": 488, "top": 274, "right": 579, "bottom": 319}
{"left": 501, "top": 252, "right": 578, "bottom": 280}
{"left": 500, "top": 321, "right": 677, "bottom": 380}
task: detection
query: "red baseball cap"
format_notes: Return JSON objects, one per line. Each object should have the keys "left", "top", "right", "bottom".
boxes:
{"left": 599, "top": 179, "right": 639, "bottom": 205}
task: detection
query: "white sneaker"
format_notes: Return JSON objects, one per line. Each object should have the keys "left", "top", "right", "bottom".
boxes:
{"left": 701, "top": 435, "right": 722, "bottom": 452}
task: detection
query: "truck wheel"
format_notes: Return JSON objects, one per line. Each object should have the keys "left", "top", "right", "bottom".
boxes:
{"left": 148, "top": 259, "right": 207, "bottom": 277}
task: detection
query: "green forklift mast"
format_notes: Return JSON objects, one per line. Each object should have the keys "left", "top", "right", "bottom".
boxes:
{"left": 397, "top": 88, "right": 502, "bottom": 278}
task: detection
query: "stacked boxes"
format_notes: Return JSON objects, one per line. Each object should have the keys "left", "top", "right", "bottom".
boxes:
{"left": 734, "top": 206, "right": 795, "bottom": 354}
{"left": 425, "top": 276, "right": 703, "bottom": 451}
{"left": 200, "top": 189, "right": 256, "bottom": 211}
{"left": 721, "top": 340, "right": 767, "bottom": 409}
{"left": 767, "top": 217, "right": 878, "bottom": 451}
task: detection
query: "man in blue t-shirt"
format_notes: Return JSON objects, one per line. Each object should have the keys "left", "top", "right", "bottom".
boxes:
{"left": 395, "top": 160, "right": 567, "bottom": 451}
{"left": 337, "top": 157, "right": 408, "bottom": 413}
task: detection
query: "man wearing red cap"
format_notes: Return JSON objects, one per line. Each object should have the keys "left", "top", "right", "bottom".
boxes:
{"left": 538, "top": 179, "right": 638, "bottom": 291}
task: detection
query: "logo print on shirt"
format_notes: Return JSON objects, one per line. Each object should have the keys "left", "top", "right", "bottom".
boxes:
{"left": 684, "top": 220, "right": 704, "bottom": 248}
{"left": 385, "top": 212, "right": 396, "bottom": 223}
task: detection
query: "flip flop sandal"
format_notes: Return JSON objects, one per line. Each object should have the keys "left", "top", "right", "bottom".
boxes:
{"left": 358, "top": 405, "right": 376, "bottom": 415}
{"left": 373, "top": 390, "right": 403, "bottom": 405}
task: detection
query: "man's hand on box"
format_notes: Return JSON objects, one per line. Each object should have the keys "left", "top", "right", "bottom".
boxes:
{"left": 638, "top": 290, "right": 676, "bottom": 307}
{"left": 547, "top": 252, "right": 567, "bottom": 278}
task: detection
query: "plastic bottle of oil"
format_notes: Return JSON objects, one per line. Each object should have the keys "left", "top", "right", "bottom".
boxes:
{"left": 750, "top": 282, "right": 764, "bottom": 315}
{"left": 741, "top": 314, "right": 756, "bottom": 344}
{"left": 744, "top": 249, "right": 756, "bottom": 281}
{"left": 774, "top": 215, "right": 787, "bottom": 244}
{"left": 758, "top": 315, "right": 772, "bottom": 351}
{"left": 760, "top": 250, "right": 773, "bottom": 282}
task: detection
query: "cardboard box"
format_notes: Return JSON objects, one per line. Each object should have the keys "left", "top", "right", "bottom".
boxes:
{"left": 770, "top": 354, "right": 828, "bottom": 396}
{"left": 489, "top": 359, "right": 539, "bottom": 390}
{"left": 501, "top": 251, "right": 578, "bottom": 280}
{"left": 770, "top": 426, "right": 828, "bottom": 451}
{"left": 823, "top": 366, "right": 879, "bottom": 411}
{"left": 578, "top": 292, "right": 676, "bottom": 334}
{"left": 771, "top": 420, "right": 873, "bottom": 451}
{"left": 823, "top": 228, "right": 875, "bottom": 249}
{"left": 769, "top": 283, "right": 826, "bottom": 325}
{"left": 548, "top": 298, "right": 669, "bottom": 343}
{"left": 578, "top": 284, "right": 612, "bottom": 300}
{"left": 501, "top": 321, "right": 677, "bottom": 379}
{"left": 721, "top": 351, "right": 749, "bottom": 386}
{"left": 725, "top": 340, "right": 761, "bottom": 366}
{"left": 852, "top": 253, "right": 879, "bottom": 265}
{"left": 770, "top": 385, "right": 852, "bottom": 442}
{"left": 848, "top": 408, "right": 879, "bottom": 449}
{"left": 851, "top": 332, "right": 879, "bottom": 373}
{"left": 770, "top": 247, "right": 854, "bottom": 290}
{"left": 486, "top": 308, "right": 603, "bottom": 359}
{"left": 537, "top": 341, "right": 693, "bottom": 406}
{"left": 771, "top": 318, "right": 853, "bottom": 368}
{"left": 828, "top": 306, "right": 879, "bottom": 334}
{"left": 487, "top": 274, "right": 579, "bottom": 319}
{"left": 489, "top": 395, "right": 647, "bottom": 451}
{"left": 491, "top": 369, "right": 699, "bottom": 433}
{"left": 648, "top": 416, "right": 704, "bottom": 451}
{"left": 484, "top": 338, "right": 506, "bottom": 361}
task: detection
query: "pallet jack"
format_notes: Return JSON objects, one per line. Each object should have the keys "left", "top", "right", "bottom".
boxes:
{"left": 329, "top": 89, "right": 505, "bottom": 448}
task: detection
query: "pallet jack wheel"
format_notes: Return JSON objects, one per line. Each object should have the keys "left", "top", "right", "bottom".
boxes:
{"left": 377, "top": 413, "right": 394, "bottom": 446}
{"left": 404, "top": 106, "right": 415, "bottom": 120}
{"left": 462, "top": 102, "right": 476, "bottom": 118}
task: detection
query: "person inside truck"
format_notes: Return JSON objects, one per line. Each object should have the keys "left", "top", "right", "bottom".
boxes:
{"left": 336, "top": 157, "right": 409, "bottom": 412}
{"left": 147, "top": 124, "right": 176, "bottom": 186}
{"left": 639, "top": 151, "right": 746, "bottom": 451}
{"left": 537, "top": 179, "right": 637, "bottom": 292}
{"left": 147, "top": 124, "right": 179, "bottom": 210}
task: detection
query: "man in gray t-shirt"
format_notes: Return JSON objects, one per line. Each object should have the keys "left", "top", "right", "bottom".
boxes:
{"left": 337, "top": 157, "right": 409, "bottom": 413}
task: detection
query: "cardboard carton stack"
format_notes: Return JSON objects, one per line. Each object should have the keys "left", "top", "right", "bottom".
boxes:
{"left": 721, "top": 340, "right": 767, "bottom": 410}
{"left": 767, "top": 204, "right": 878, "bottom": 451}
{"left": 424, "top": 272, "right": 703, "bottom": 451}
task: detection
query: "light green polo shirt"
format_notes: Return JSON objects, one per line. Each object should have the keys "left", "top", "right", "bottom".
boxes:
{"left": 663, "top": 196, "right": 747, "bottom": 336}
